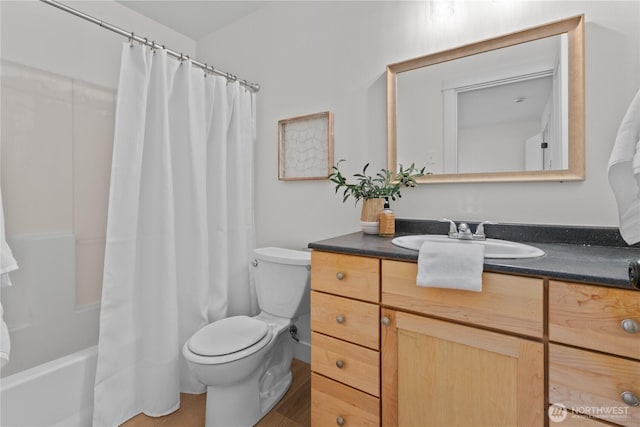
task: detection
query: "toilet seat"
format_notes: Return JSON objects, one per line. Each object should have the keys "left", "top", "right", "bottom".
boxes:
{"left": 186, "top": 316, "right": 272, "bottom": 363}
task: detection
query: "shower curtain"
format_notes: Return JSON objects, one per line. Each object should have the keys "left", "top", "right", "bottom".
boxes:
{"left": 93, "top": 43, "right": 256, "bottom": 427}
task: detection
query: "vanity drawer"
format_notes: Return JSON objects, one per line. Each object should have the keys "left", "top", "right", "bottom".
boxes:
{"left": 311, "top": 291, "right": 379, "bottom": 349}
{"left": 549, "top": 281, "right": 640, "bottom": 359}
{"left": 381, "top": 260, "right": 543, "bottom": 337}
{"left": 550, "top": 411, "right": 613, "bottom": 427}
{"left": 549, "top": 343, "right": 640, "bottom": 427}
{"left": 311, "top": 373, "right": 380, "bottom": 427}
{"left": 311, "top": 251, "right": 380, "bottom": 302}
{"left": 311, "top": 332, "right": 380, "bottom": 397}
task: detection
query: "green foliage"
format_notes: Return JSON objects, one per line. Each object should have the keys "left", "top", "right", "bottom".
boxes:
{"left": 329, "top": 160, "right": 427, "bottom": 204}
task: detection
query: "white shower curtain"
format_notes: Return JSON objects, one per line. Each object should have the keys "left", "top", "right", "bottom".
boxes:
{"left": 93, "top": 43, "right": 256, "bottom": 427}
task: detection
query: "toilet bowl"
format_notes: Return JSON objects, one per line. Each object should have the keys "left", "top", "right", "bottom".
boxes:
{"left": 183, "top": 247, "right": 311, "bottom": 427}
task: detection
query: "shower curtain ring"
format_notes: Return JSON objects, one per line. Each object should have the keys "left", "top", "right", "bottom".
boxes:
{"left": 129, "top": 32, "right": 134, "bottom": 47}
{"left": 204, "top": 64, "right": 208, "bottom": 77}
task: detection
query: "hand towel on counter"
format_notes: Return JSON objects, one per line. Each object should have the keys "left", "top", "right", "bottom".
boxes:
{"left": 416, "top": 240, "right": 485, "bottom": 292}
{"left": 608, "top": 88, "right": 640, "bottom": 245}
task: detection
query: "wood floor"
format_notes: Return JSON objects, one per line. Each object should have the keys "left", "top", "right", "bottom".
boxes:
{"left": 121, "top": 359, "right": 310, "bottom": 427}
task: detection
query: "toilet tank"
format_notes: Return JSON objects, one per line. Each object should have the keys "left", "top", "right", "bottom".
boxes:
{"left": 253, "top": 247, "right": 311, "bottom": 318}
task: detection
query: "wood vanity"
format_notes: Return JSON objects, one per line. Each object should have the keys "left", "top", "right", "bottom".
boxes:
{"left": 308, "top": 239, "right": 640, "bottom": 427}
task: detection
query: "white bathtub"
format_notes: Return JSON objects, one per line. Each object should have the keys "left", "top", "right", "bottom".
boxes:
{"left": 1, "top": 345, "right": 97, "bottom": 427}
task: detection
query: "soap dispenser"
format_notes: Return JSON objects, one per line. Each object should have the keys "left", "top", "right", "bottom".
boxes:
{"left": 379, "top": 198, "right": 395, "bottom": 237}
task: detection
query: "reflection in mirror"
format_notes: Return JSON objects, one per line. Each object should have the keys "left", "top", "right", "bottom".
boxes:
{"left": 388, "top": 15, "right": 584, "bottom": 183}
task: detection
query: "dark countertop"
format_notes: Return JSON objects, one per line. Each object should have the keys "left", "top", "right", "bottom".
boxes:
{"left": 308, "top": 226, "right": 640, "bottom": 291}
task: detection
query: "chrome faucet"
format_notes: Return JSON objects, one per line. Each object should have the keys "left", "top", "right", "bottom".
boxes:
{"left": 457, "top": 223, "right": 473, "bottom": 240}
{"left": 473, "top": 221, "right": 497, "bottom": 240}
{"left": 439, "top": 218, "right": 459, "bottom": 238}
{"left": 439, "top": 219, "right": 497, "bottom": 241}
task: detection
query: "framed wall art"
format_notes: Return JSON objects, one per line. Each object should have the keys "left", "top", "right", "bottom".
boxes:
{"left": 278, "top": 111, "right": 334, "bottom": 180}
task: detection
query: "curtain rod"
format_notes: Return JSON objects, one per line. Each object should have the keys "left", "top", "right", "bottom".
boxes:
{"left": 39, "top": 0, "right": 260, "bottom": 92}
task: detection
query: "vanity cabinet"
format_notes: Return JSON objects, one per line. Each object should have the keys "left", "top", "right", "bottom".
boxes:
{"left": 549, "top": 281, "right": 640, "bottom": 426}
{"left": 380, "top": 260, "right": 545, "bottom": 426}
{"left": 309, "top": 250, "right": 639, "bottom": 426}
{"left": 310, "top": 251, "right": 381, "bottom": 426}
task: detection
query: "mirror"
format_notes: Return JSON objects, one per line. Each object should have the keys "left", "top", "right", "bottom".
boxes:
{"left": 387, "top": 15, "right": 584, "bottom": 183}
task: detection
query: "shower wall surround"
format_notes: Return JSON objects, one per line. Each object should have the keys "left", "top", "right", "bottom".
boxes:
{"left": 2, "top": 60, "right": 115, "bottom": 305}
{"left": 0, "top": 0, "right": 195, "bottom": 376}
{"left": 1, "top": 60, "right": 113, "bottom": 376}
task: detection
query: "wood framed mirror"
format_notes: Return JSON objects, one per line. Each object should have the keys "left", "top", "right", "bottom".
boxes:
{"left": 387, "top": 15, "right": 584, "bottom": 183}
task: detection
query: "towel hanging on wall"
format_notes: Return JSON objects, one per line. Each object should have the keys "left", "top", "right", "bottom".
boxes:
{"left": 1, "top": 188, "right": 18, "bottom": 368}
{"left": 608, "top": 88, "right": 640, "bottom": 245}
{"left": 1, "top": 189, "right": 18, "bottom": 287}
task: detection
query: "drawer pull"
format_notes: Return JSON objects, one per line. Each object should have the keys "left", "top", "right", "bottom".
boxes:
{"left": 621, "top": 391, "right": 640, "bottom": 407}
{"left": 336, "top": 271, "right": 345, "bottom": 280}
{"left": 336, "top": 416, "right": 345, "bottom": 426}
{"left": 381, "top": 316, "right": 391, "bottom": 326}
{"left": 620, "top": 318, "right": 639, "bottom": 334}
{"left": 335, "top": 359, "right": 344, "bottom": 369}
{"left": 336, "top": 315, "right": 345, "bottom": 324}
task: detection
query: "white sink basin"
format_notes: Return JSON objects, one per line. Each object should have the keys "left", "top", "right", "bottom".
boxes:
{"left": 391, "top": 235, "right": 545, "bottom": 259}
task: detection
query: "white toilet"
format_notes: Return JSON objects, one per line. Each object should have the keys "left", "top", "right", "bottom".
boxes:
{"left": 182, "top": 247, "right": 311, "bottom": 427}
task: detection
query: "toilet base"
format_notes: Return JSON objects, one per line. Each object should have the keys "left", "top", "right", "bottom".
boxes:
{"left": 258, "top": 370, "right": 292, "bottom": 418}
{"left": 204, "top": 367, "right": 292, "bottom": 427}
{"left": 201, "top": 331, "right": 294, "bottom": 427}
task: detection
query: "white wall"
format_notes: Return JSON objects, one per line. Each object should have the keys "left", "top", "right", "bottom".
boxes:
{"left": 0, "top": 0, "right": 195, "bottom": 375}
{"left": 197, "top": 1, "right": 640, "bottom": 251}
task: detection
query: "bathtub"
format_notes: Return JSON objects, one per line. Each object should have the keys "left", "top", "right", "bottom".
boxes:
{"left": 1, "top": 345, "right": 97, "bottom": 427}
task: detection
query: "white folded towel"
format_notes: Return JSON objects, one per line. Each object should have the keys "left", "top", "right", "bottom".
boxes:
{"left": 608, "top": 88, "right": 640, "bottom": 245}
{"left": 416, "top": 240, "right": 485, "bottom": 292}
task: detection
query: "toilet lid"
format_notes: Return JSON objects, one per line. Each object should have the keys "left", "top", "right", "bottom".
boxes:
{"left": 188, "top": 316, "right": 269, "bottom": 357}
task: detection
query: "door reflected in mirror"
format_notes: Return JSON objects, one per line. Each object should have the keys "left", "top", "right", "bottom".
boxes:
{"left": 388, "top": 15, "right": 584, "bottom": 183}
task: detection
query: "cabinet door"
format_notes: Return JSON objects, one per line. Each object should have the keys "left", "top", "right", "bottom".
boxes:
{"left": 381, "top": 309, "right": 544, "bottom": 427}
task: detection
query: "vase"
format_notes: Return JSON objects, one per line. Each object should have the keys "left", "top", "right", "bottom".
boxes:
{"left": 360, "top": 198, "right": 385, "bottom": 234}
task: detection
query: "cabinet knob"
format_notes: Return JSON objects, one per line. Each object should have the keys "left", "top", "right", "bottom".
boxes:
{"left": 336, "top": 271, "right": 345, "bottom": 280}
{"left": 620, "top": 318, "right": 639, "bottom": 334}
{"left": 381, "top": 316, "right": 391, "bottom": 327}
{"left": 336, "top": 315, "right": 345, "bottom": 324}
{"left": 621, "top": 391, "right": 640, "bottom": 407}
{"left": 336, "top": 416, "right": 345, "bottom": 426}
{"left": 336, "top": 360, "right": 344, "bottom": 369}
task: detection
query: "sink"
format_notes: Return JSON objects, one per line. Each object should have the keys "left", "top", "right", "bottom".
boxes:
{"left": 391, "top": 235, "right": 545, "bottom": 259}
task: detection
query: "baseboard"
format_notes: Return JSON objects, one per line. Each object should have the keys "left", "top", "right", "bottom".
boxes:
{"left": 292, "top": 339, "right": 310, "bottom": 364}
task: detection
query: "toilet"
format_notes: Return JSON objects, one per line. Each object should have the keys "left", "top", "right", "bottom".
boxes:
{"left": 182, "top": 247, "right": 311, "bottom": 427}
